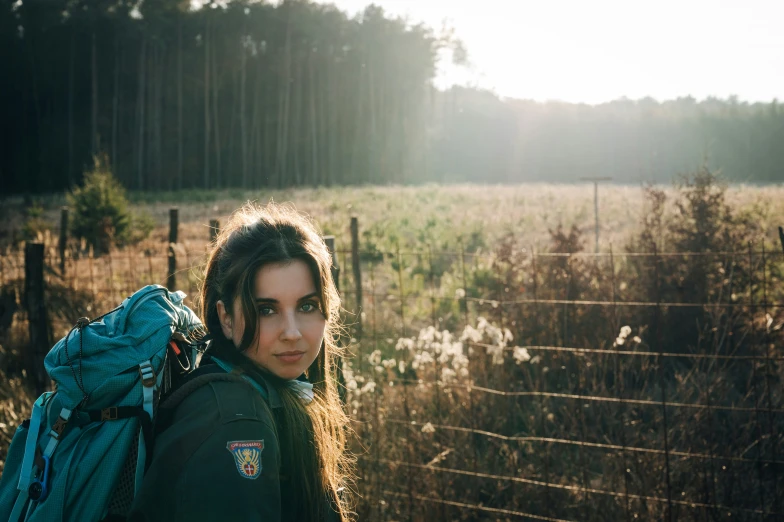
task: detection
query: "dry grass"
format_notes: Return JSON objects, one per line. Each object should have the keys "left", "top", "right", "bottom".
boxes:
{"left": 1, "top": 182, "right": 783, "bottom": 519}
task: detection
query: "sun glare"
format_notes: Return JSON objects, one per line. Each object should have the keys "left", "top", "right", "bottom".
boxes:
{"left": 325, "top": 0, "right": 784, "bottom": 104}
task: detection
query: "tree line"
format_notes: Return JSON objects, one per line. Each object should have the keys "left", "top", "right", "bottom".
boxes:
{"left": 2, "top": 0, "right": 782, "bottom": 195}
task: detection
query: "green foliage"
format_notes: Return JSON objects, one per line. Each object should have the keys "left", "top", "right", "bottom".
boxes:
{"left": 67, "top": 156, "right": 151, "bottom": 255}
{"left": 127, "top": 212, "right": 156, "bottom": 245}
{"left": 347, "top": 176, "right": 784, "bottom": 519}
{"left": 20, "top": 203, "right": 52, "bottom": 242}
{"left": 623, "top": 167, "right": 765, "bottom": 355}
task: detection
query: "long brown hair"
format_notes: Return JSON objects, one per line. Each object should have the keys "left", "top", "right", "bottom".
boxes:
{"left": 199, "top": 202, "right": 354, "bottom": 521}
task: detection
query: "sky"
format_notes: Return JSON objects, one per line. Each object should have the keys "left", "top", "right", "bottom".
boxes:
{"left": 320, "top": 0, "right": 784, "bottom": 105}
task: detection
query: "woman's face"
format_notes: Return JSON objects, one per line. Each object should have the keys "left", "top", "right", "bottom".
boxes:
{"left": 217, "top": 259, "right": 326, "bottom": 380}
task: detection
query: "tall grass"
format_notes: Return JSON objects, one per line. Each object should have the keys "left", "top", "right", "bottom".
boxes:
{"left": 1, "top": 176, "right": 783, "bottom": 518}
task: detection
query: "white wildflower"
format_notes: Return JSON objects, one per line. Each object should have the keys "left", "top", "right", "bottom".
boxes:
{"left": 513, "top": 347, "right": 531, "bottom": 364}
{"left": 395, "top": 338, "right": 415, "bottom": 351}
{"left": 615, "top": 325, "right": 632, "bottom": 346}
{"left": 486, "top": 344, "right": 504, "bottom": 365}
{"left": 441, "top": 368, "right": 457, "bottom": 382}
{"left": 421, "top": 422, "right": 436, "bottom": 434}
{"left": 455, "top": 288, "right": 466, "bottom": 299}
{"left": 420, "top": 326, "right": 437, "bottom": 343}
{"left": 460, "top": 325, "right": 482, "bottom": 344}
{"left": 417, "top": 351, "right": 434, "bottom": 365}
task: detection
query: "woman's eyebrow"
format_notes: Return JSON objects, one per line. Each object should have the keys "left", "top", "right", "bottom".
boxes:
{"left": 254, "top": 292, "right": 319, "bottom": 304}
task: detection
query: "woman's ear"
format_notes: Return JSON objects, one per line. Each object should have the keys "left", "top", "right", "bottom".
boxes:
{"left": 216, "top": 300, "right": 233, "bottom": 340}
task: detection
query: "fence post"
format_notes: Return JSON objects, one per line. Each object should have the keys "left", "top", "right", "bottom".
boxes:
{"left": 25, "top": 242, "right": 50, "bottom": 396}
{"left": 779, "top": 226, "right": 784, "bottom": 254}
{"left": 324, "top": 236, "right": 339, "bottom": 293}
{"left": 652, "top": 244, "right": 674, "bottom": 522}
{"left": 167, "top": 208, "right": 178, "bottom": 291}
{"left": 59, "top": 207, "right": 68, "bottom": 276}
{"left": 323, "top": 235, "right": 345, "bottom": 402}
{"left": 209, "top": 219, "right": 220, "bottom": 243}
{"left": 350, "top": 217, "right": 362, "bottom": 341}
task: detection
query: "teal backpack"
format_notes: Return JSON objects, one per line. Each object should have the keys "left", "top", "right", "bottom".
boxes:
{"left": 0, "top": 285, "right": 206, "bottom": 522}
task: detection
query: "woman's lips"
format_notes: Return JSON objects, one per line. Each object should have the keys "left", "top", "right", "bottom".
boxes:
{"left": 274, "top": 351, "right": 305, "bottom": 363}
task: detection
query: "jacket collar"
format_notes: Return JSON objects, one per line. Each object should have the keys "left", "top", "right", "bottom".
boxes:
{"left": 201, "top": 353, "right": 283, "bottom": 409}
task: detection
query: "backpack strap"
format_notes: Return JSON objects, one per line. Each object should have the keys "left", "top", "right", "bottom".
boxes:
{"left": 138, "top": 361, "right": 156, "bottom": 422}
{"left": 10, "top": 393, "right": 66, "bottom": 522}
{"left": 135, "top": 359, "right": 157, "bottom": 495}
{"left": 9, "top": 396, "right": 44, "bottom": 522}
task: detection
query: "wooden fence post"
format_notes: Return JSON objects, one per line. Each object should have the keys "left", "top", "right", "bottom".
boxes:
{"left": 778, "top": 226, "right": 784, "bottom": 254}
{"left": 350, "top": 217, "right": 362, "bottom": 340}
{"left": 209, "top": 219, "right": 220, "bottom": 243}
{"left": 25, "top": 242, "right": 50, "bottom": 396}
{"left": 323, "top": 235, "right": 345, "bottom": 401}
{"left": 324, "top": 236, "right": 339, "bottom": 293}
{"left": 59, "top": 207, "right": 68, "bottom": 276}
{"left": 167, "top": 208, "right": 178, "bottom": 291}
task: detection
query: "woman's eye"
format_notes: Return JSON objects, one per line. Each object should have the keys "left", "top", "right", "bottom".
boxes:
{"left": 300, "top": 302, "right": 317, "bottom": 313}
{"left": 258, "top": 306, "right": 275, "bottom": 316}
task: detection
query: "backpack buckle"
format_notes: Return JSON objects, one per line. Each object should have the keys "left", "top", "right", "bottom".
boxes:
{"left": 51, "top": 416, "right": 68, "bottom": 436}
{"left": 139, "top": 361, "right": 156, "bottom": 388}
{"left": 100, "top": 407, "right": 118, "bottom": 421}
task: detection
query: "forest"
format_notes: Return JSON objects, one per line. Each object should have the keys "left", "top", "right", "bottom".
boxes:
{"left": 2, "top": 0, "right": 783, "bottom": 195}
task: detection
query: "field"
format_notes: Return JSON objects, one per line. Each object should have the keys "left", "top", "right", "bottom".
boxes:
{"left": 5, "top": 182, "right": 784, "bottom": 252}
{"left": 2, "top": 181, "right": 784, "bottom": 521}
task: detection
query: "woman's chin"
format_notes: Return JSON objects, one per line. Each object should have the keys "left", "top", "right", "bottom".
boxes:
{"left": 266, "top": 362, "right": 308, "bottom": 381}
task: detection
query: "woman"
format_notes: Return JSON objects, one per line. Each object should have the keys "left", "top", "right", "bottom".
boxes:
{"left": 129, "top": 203, "right": 354, "bottom": 521}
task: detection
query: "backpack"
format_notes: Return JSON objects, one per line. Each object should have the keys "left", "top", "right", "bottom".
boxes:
{"left": 0, "top": 285, "right": 207, "bottom": 522}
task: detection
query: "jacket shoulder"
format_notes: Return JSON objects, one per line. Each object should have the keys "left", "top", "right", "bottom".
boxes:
{"left": 171, "top": 374, "right": 276, "bottom": 429}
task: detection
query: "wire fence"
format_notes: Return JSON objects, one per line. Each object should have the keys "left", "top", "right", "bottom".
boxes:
{"left": 2, "top": 228, "right": 783, "bottom": 521}
{"left": 336, "top": 243, "right": 784, "bottom": 521}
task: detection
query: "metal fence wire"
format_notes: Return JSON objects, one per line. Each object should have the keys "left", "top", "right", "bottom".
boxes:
{"left": 2, "top": 236, "right": 783, "bottom": 521}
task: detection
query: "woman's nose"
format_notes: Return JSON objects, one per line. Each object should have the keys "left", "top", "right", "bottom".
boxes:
{"left": 280, "top": 311, "right": 303, "bottom": 342}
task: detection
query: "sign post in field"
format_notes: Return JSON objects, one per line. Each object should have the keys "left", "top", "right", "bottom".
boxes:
{"left": 580, "top": 176, "right": 612, "bottom": 253}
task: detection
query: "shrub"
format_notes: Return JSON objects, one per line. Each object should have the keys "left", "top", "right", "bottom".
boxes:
{"left": 624, "top": 166, "right": 767, "bottom": 357}
{"left": 67, "top": 155, "right": 151, "bottom": 255}
{"left": 20, "top": 203, "right": 52, "bottom": 243}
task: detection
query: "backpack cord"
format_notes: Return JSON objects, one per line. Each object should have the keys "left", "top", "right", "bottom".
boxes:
{"left": 64, "top": 307, "right": 122, "bottom": 407}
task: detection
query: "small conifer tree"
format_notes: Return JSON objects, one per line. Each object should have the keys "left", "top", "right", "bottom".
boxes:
{"left": 68, "top": 155, "right": 133, "bottom": 255}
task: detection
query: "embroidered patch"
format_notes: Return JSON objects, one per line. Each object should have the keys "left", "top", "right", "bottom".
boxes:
{"left": 226, "top": 440, "right": 264, "bottom": 480}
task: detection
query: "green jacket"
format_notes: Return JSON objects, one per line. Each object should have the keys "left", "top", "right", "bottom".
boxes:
{"left": 128, "top": 361, "right": 335, "bottom": 522}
